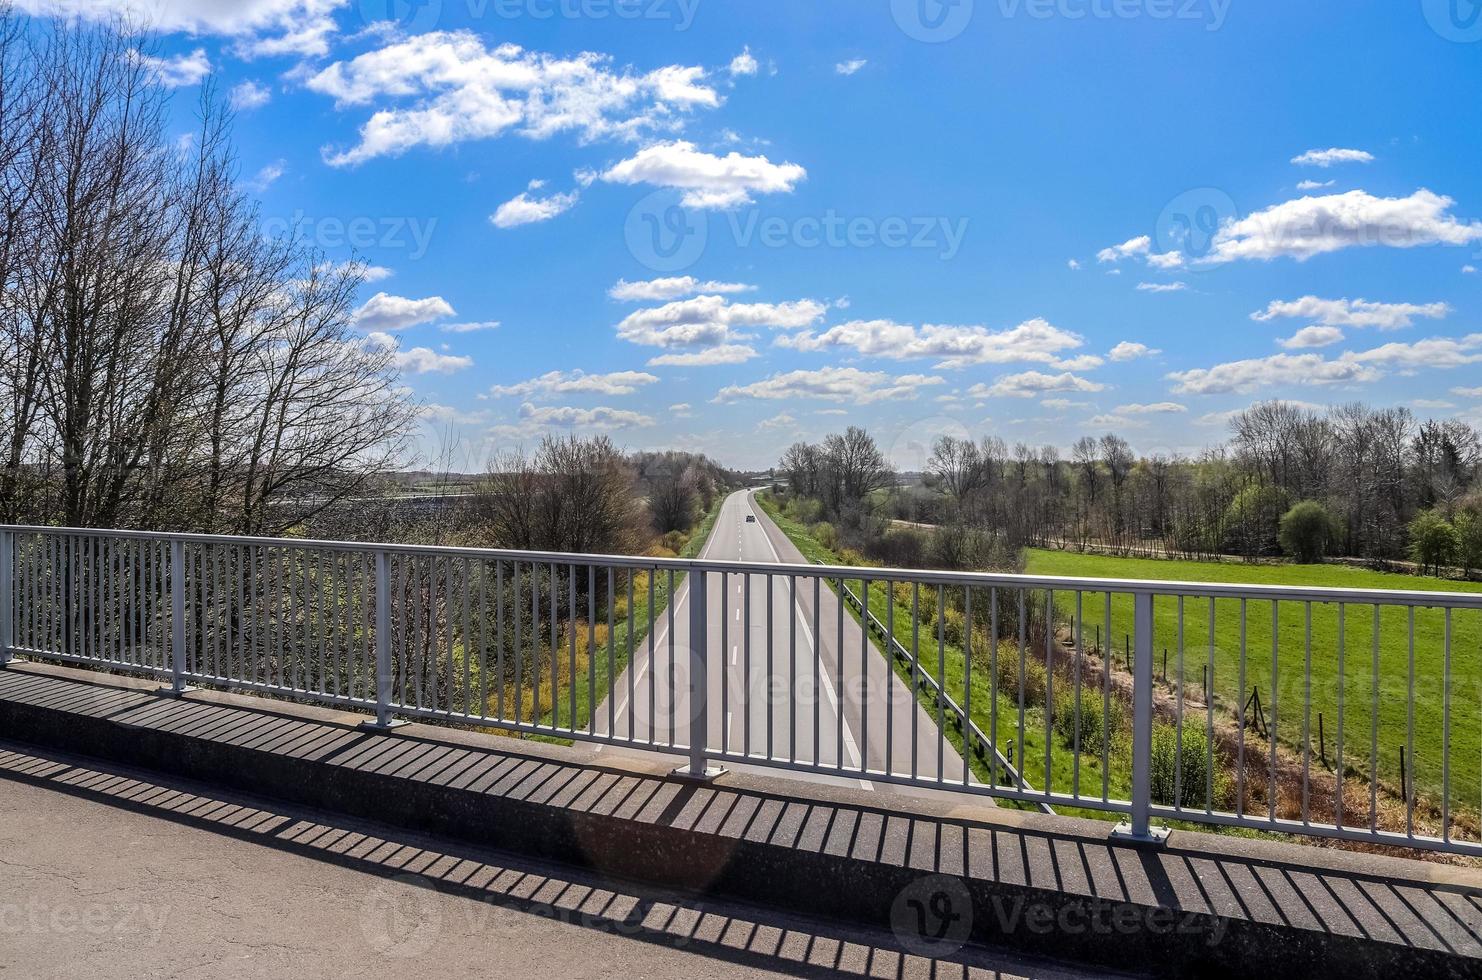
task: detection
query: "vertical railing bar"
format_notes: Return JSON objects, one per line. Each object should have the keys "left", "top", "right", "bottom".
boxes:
{"left": 964, "top": 585, "right": 974, "bottom": 789}
{"left": 1269, "top": 601, "right": 1279, "bottom": 825}
{"left": 1206, "top": 597, "right": 1215, "bottom": 816}
{"left": 789, "top": 574, "right": 797, "bottom": 764}
{"left": 884, "top": 578, "right": 893, "bottom": 778}
{"left": 1370, "top": 605, "right": 1380, "bottom": 833}
{"left": 463, "top": 557, "right": 474, "bottom": 719}
{"left": 812, "top": 574, "right": 821, "bottom": 767}
{"left": 766, "top": 572, "right": 774, "bottom": 760}
{"left": 1175, "top": 595, "right": 1185, "bottom": 812}
{"left": 1303, "top": 601, "right": 1313, "bottom": 826}
{"left": 937, "top": 583, "right": 947, "bottom": 783}
{"left": 512, "top": 561, "right": 522, "bottom": 725}
{"left": 911, "top": 582, "right": 920, "bottom": 782}
{"left": 1335, "top": 603, "right": 1346, "bottom": 832}
{"left": 169, "top": 537, "right": 186, "bottom": 693}
{"left": 1043, "top": 588, "right": 1053, "bottom": 798}
{"left": 627, "top": 572, "right": 635, "bottom": 743}
{"left": 587, "top": 564, "right": 596, "bottom": 736}
{"left": 860, "top": 577, "right": 870, "bottom": 777}
{"left": 1407, "top": 606, "right": 1416, "bottom": 839}
{"left": 1072, "top": 590, "right": 1082, "bottom": 798}
{"left": 605, "top": 567, "right": 615, "bottom": 737}
{"left": 1016, "top": 589, "right": 1026, "bottom": 777}
{"left": 666, "top": 567, "right": 676, "bottom": 746}
{"left": 1237, "top": 598, "right": 1248, "bottom": 822}
{"left": 744, "top": 570, "right": 752, "bottom": 757}
{"left": 1122, "top": 590, "right": 1160, "bottom": 842}
{"left": 990, "top": 586, "right": 1000, "bottom": 789}
{"left": 1442, "top": 606, "right": 1452, "bottom": 845}
{"left": 374, "top": 549, "right": 394, "bottom": 727}
{"left": 568, "top": 563, "right": 578, "bottom": 731}
{"left": 841, "top": 572, "right": 853, "bottom": 770}
{"left": 496, "top": 560, "right": 506, "bottom": 723}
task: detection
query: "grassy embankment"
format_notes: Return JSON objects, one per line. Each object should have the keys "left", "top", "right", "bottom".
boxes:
{"left": 1026, "top": 548, "right": 1482, "bottom": 807}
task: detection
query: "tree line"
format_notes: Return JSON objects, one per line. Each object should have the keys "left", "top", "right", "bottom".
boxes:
{"left": 777, "top": 401, "right": 1482, "bottom": 576}
{"left": 0, "top": 15, "right": 416, "bottom": 535}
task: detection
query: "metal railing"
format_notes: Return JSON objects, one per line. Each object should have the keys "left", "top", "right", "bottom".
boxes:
{"left": 3, "top": 523, "right": 1482, "bottom": 856}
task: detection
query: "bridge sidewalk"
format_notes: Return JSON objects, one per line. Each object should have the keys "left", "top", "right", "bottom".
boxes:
{"left": 1, "top": 659, "right": 1480, "bottom": 979}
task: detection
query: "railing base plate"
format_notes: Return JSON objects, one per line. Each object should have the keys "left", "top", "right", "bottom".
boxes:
{"left": 670, "top": 765, "right": 728, "bottom": 783}
{"left": 0, "top": 656, "right": 25, "bottom": 668}
{"left": 1109, "top": 822, "right": 1171, "bottom": 847}
{"left": 154, "top": 685, "right": 197, "bottom": 698}
{"left": 358, "top": 719, "right": 409, "bottom": 732}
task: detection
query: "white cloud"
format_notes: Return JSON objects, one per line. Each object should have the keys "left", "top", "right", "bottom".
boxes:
{"left": 1114, "top": 402, "right": 1187, "bottom": 414}
{"left": 1465, "top": 265, "right": 1478, "bottom": 274}
{"left": 1086, "top": 413, "right": 1141, "bottom": 428}
{"left": 16, "top": 0, "right": 342, "bottom": 58}
{"left": 493, "top": 402, "right": 654, "bottom": 436}
{"left": 1067, "top": 258, "right": 1081, "bottom": 270}
{"left": 608, "top": 276, "right": 755, "bottom": 301}
{"left": 308, "top": 32, "right": 722, "bottom": 166}
{"left": 439, "top": 320, "right": 500, "bottom": 333}
{"left": 600, "top": 140, "right": 806, "bottom": 209}
{"left": 353, "top": 292, "right": 455, "bottom": 331}
{"left": 1251, "top": 296, "right": 1449, "bottom": 331}
{"left": 1452, "top": 386, "right": 1482, "bottom": 398}
{"left": 1201, "top": 189, "right": 1482, "bottom": 264}
{"left": 1278, "top": 326, "right": 1345, "bottom": 349}
{"left": 616, "top": 294, "right": 825, "bottom": 350}
{"left": 488, "top": 369, "right": 659, "bottom": 398}
{"left": 1097, "top": 235, "right": 1150, "bottom": 263}
{"left": 230, "top": 80, "right": 272, "bottom": 111}
{"left": 1136, "top": 281, "right": 1187, "bottom": 293}
{"left": 1167, "top": 352, "right": 1378, "bottom": 394}
{"left": 367, "top": 332, "right": 472, "bottom": 374}
{"left": 1171, "top": 336, "right": 1482, "bottom": 395}
{"left": 759, "top": 412, "right": 798, "bottom": 430}
{"left": 135, "top": 48, "right": 211, "bottom": 88}
{"left": 1291, "top": 147, "right": 1374, "bottom": 168}
{"left": 716, "top": 366, "right": 943, "bottom": 403}
{"left": 490, "top": 188, "right": 579, "bottom": 228}
{"left": 835, "top": 59, "right": 867, "bottom": 76}
{"left": 1413, "top": 399, "right": 1456, "bottom": 410}
{"left": 646, "top": 345, "right": 757, "bottom": 366}
{"left": 1347, "top": 334, "right": 1482, "bottom": 371}
{"left": 669, "top": 402, "right": 693, "bottom": 417}
{"left": 728, "top": 47, "right": 758, "bottom": 77}
{"left": 245, "top": 160, "right": 286, "bottom": 193}
{"left": 1107, "top": 341, "right": 1161, "bottom": 361}
{"left": 1297, "top": 179, "right": 1335, "bottom": 191}
{"left": 778, "top": 317, "right": 1088, "bottom": 370}
{"left": 971, "top": 371, "right": 1106, "bottom": 399}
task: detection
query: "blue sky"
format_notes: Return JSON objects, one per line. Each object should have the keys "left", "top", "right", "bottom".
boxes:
{"left": 28, "top": 0, "right": 1482, "bottom": 470}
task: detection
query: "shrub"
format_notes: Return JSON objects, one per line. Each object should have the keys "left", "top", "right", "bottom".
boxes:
{"left": 1456, "top": 511, "right": 1482, "bottom": 577}
{"left": 1149, "top": 722, "right": 1228, "bottom": 809}
{"left": 810, "top": 521, "right": 839, "bottom": 551}
{"left": 1278, "top": 500, "right": 1335, "bottom": 563}
{"left": 1409, "top": 510, "right": 1459, "bottom": 575}
{"left": 973, "top": 640, "right": 1047, "bottom": 707}
{"left": 1052, "top": 688, "right": 1125, "bottom": 755}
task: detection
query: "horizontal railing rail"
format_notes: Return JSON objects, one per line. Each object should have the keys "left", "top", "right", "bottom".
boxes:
{"left": 3, "top": 523, "right": 1481, "bottom": 857}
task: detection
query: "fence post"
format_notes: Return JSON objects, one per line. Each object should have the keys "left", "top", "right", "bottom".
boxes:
{"left": 160, "top": 538, "right": 193, "bottom": 695}
{"left": 363, "top": 549, "right": 404, "bottom": 730}
{"left": 1114, "top": 590, "right": 1170, "bottom": 846}
{"left": 674, "top": 568, "right": 724, "bottom": 781}
{"left": 0, "top": 528, "right": 13, "bottom": 666}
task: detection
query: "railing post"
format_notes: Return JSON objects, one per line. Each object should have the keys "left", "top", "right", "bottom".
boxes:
{"left": 159, "top": 537, "right": 193, "bottom": 696}
{"left": 1114, "top": 590, "right": 1169, "bottom": 846}
{"left": 674, "top": 568, "right": 724, "bottom": 781}
{"left": 0, "top": 528, "right": 13, "bottom": 666}
{"left": 362, "top": 549, "right": 404, "bottom": 730}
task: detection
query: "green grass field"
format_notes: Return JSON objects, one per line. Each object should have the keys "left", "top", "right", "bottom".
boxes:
{"left": 1026, "top": 548, "right": 1482, "bottom": 811}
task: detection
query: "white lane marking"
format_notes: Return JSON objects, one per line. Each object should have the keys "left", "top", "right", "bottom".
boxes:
{"left": 746, "top": 493, "right": 872, "bottom": 791}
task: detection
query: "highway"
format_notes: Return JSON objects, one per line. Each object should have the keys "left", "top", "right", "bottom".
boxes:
{"left": 595, "top": 489, "right": 970, "bottom": 795}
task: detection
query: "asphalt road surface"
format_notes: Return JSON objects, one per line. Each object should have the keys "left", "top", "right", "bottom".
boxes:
{"left": 596, "top": 489, "right": 970, "bottom": 795}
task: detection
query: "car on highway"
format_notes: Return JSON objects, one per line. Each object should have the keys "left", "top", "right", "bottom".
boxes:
{"left": 745, "top": 515, "right": 756, "bottom": 523}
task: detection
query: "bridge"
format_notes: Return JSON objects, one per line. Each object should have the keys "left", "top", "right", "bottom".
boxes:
{"left": 2, "top": 491, "right": 1481, "bottom": 977}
